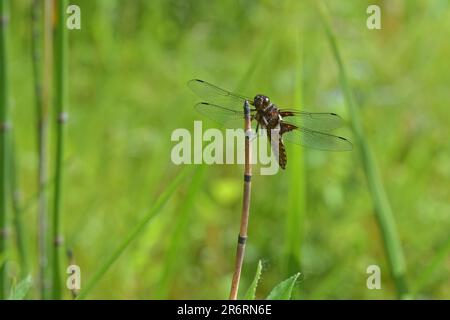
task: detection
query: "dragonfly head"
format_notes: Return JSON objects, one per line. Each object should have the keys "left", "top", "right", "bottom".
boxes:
{"left": 254, "top": 94, "right": 270, "bottom": 110}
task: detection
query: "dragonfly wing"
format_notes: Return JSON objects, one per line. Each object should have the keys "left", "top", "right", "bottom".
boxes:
{"left": 279, "top": 109, "right": 344, "bottom": 131}
{"left": 282, "top": 123, "right": 353, "bottom": 151}
{"left": 188, "top": 79, "right": 253, "bottom": 110}
{"left": 195, "top": 102, "right": 251, "bottom": 129}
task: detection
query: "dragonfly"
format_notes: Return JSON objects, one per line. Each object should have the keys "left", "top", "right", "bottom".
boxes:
{"left": 188, "top": 79, "right": 352, "bottom": 169}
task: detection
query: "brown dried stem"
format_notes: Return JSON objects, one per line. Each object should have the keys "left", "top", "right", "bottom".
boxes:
{"left": 229, "top": 100, "right": 252, "bottom": 300}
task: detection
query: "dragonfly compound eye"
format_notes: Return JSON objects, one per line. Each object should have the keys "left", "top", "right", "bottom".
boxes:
{"left": 254, "top": 95, "right": 263, "bottom": 107}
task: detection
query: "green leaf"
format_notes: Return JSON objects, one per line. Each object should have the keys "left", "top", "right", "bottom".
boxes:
{"left": 243, "top": 260, "right": 263, "bottom": 300}
{"left": 266, "top": 273, "right": 300, "bottom": 300}
{"left": 8, "top": 275, "right": 32, "bottom": 300}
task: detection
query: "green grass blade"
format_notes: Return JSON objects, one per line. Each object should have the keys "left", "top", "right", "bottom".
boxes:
{"left": 8, "top": 275, "right": 32, "bottom": 300}
{"left": 155, "top": 165, "right": 205, "bottom": 298}
{"left": 266, "top": 273, "right": 300, "bottom": 300}
{"left": 242, "top": 260, "right": 263, "bottom": 300}
{"left": 77, "top": 167, "right": 191, "bottom": 300}
{"left": 283, "top": 20, "right": 306, "bottom": 277}
{"left": 316, "top": 1, "right": 409, "bottom": 298}
{"left": 412, "top": 236, "right": 450, "bottom": 297}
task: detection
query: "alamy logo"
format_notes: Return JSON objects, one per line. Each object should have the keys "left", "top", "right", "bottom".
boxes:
{"left": 366, "top": 5, "right": 381, "bottom": 30}
{"left": 366, "top": 265, "right": 381, "bottom": 289}
{"left": 66, "top": 264, "right": 81, "bottom": 291}
{"left": 67, "top": 5, "right": 81, "bottom": 30}
{"left": 171, "top": 121, "right": 281, "bottom": 175}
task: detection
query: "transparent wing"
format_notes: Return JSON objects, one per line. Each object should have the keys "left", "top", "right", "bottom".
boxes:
{"left": 195, "top": 102, "right": 250, "bottom": 129}
{"left": 188, "top": 79, "right": 253, "bottom": 110}
{"left": 282, "top": 124, "right": 353, "bottom": 151}
{"left": 279, "top": 109, "right": 344, "bottom": 131}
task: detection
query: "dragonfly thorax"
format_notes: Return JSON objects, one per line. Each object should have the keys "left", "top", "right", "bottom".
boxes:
{"left": 254, "top": 105, "right": 282, "bottom": 131}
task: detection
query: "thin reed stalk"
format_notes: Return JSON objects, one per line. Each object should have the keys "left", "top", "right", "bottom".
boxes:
{"left": 32, "top": 0, "right": 50, "bottom": 299}
{"left": 0, "top": 0, "right": 10, "bottom": 300}
{"left": 8, "top": 136, "right": 29, "bottom": 277}
{"left": 229, "top": 101, "right": 252, "bottom": 300}
{"left": 52, "top": 0, "right": 68, "bottom": 299}
{"left": 317, "top": 1, "right": 409, "bottom": 298}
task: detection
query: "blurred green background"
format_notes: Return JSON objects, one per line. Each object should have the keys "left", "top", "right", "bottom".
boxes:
{"left": 5, "top": 0, "right": 450, "bottom": 299}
